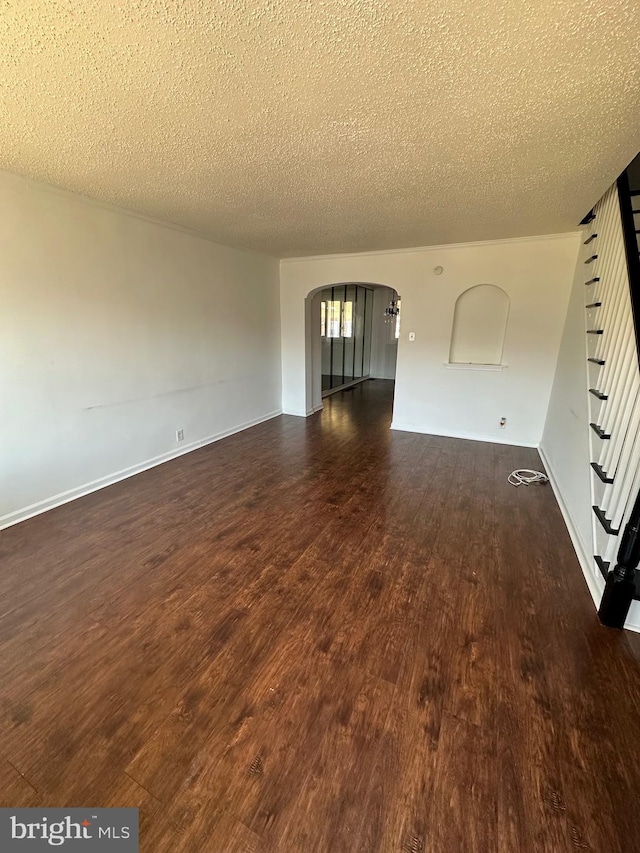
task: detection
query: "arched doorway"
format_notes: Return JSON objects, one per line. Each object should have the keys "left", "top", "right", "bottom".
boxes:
{"left": 304, "top": 282, "right": 400, "bottom": 415}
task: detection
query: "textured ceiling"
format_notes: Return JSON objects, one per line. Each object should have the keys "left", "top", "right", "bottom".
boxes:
{"left": 1, "top": 1, "right": 639, "bottom": 258}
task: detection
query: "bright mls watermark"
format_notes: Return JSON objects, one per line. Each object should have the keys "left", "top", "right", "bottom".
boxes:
{"left": 0, "top": 809, "right": 138, "bottom": 851}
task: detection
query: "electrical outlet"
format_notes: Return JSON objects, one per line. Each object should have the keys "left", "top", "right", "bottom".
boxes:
{"left": 499, "top": 417, "right": 506, "bottom": 429}
{"left": 176, "top": 429, "right": 184, "bottom": 442}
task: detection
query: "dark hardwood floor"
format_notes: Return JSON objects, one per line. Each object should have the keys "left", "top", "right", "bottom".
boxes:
{"left": 2, "top": 379, "right": 640, "bottom": 852}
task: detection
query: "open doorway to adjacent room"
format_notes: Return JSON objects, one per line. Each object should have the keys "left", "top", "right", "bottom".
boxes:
{"left": 306, "top": 282, "right": 400, "bottom": 414}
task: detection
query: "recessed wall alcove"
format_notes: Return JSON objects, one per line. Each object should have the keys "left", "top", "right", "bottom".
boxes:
{"left": 448, "top": 284, "right": 510, "bottom": 367}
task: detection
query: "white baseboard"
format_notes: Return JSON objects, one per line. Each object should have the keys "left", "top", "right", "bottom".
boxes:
{"left": 321, "top": 376, "right": 370, "bottom": 399}
{"left": 0, "top": 409, "right": 282, "bottom": 530}
{"left": 538, "top": 445, "right": 640, "bottom": 634}
{"left": 626, "top": 600, "right": 640, "bottom": 633}
{"left": 538, "top": 446, "right": 602, "bottom": 607}
{"left": 390, "top": 421, "right": 538, "bottom": 448}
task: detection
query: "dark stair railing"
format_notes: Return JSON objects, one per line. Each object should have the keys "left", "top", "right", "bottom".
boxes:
{"left": 599, "top": 490, "right": 640, "bottom": 627}
{"left": 616, "top": 169, "right": 640, "bottom": 364}
{"left": 597, "top": 162, "right": 640, "bottom": 628}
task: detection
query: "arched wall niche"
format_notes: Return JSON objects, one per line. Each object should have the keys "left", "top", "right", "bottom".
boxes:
{"left": 449, "top": 284, "right": 510, "bottom": 366}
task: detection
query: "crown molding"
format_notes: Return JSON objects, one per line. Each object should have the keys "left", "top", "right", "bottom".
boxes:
{"left": 281, "top": 230, "right": 581, "bottom": 264}
{"left": 0, "top": 168, "right": 278, "bottom": 260}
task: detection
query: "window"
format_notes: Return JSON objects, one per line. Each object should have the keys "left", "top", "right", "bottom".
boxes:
{"left": 322, "top": 300, "right": 341, "bottom": 338}
{"left": 322, "top": 299, "right": 354, "bottom": 338}
{"left": 342, "top": 301, "right": 353, "bottom": 338}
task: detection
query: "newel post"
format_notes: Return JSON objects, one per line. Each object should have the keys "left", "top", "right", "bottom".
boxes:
{"left": 598, "top": 490, "right": 640, "bottom": 628}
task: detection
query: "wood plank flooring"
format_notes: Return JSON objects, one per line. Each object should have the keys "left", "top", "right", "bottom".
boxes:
{"left": 2, "top": 379, "right": 640, "bottom": 851}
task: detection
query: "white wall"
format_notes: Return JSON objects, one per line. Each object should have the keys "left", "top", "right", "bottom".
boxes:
{"left": 539, "top": 252, "right": 595, "bottom": 586}
{"left": 310, "top": 291, "right": 323, "bottom": 411}
{"left": 0, "top": 170, "right": 282, "bottom": 527}
{"left": 280, "top": 234, "right": 580, "bottom": 445}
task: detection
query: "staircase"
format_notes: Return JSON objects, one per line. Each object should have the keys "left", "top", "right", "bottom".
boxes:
{"left": 582, "top": 154, "right": 640, "bottom": 625}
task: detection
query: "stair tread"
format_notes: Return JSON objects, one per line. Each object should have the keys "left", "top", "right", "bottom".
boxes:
{"left": 590, "top": 422, "right": 611, "bottom": 439}
{"left": 592, "top": 505, "right": 619, "bottom": 535}
{"left": 591, "top": 462, "right": 614, "bottom": 483}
